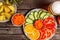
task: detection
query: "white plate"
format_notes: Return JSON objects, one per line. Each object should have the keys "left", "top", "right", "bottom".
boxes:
{"left": 23, "top": 8, "right": 57, "bottom": 40}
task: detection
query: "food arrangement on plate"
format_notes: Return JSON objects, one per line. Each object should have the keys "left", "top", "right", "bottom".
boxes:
{"left": 23, "top": 9, "right": 57, "bottom": 40}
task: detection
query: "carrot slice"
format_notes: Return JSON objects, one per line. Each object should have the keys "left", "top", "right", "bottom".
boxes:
{"left": 12, "top": 13, "right": 25, "bottom": 26}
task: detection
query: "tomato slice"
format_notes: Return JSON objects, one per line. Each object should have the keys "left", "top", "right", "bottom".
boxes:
{"left": 43, "top": 17, "right": 55, "bottom": 29}
{"left": 37, "top": 28, "right": 46, "bottom": 40}
{"left": 50, "top": 27, "right": 56, "bottom": 34}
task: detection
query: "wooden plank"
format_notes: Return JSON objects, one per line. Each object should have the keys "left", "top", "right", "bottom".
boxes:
{"left": 17, "top": 0, "right": 57, "bottom": 9}
{"left": 0, "top": 35, "right": 28, "bottom": 40}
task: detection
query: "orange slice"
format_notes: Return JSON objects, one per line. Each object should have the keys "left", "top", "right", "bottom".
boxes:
{"left": 27, "top": 28, "right": 40, "bottom": 40}
{"left": 24, "top": 24, "right": 34, "bottom": 34}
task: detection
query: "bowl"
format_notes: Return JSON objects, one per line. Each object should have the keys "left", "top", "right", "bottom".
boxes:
{"left": 0, "top": 2, "right": 17, "bottom": 23}
{"left": 11, "top": 13, "right": 25, "bottom": 27}
{"left": 23, "top": 9, "right": 57, "bottom": 40}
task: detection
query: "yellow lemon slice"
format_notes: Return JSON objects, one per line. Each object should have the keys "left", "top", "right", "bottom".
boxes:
{"left": 24, "top": 24, "right": 34, "bottom": 34}
{"left": 27, "top": 28, "right": 40, "bottom": 40}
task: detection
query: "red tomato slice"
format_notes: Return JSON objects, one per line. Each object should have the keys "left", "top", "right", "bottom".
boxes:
{"left": 43, "top": 17, "right": 55, "bottom": 29}
{"left": 50, "top": 27, "right": 56, "bottom": 34}
{"left": 38, "top": 28, "right": 46, "bottom": 40}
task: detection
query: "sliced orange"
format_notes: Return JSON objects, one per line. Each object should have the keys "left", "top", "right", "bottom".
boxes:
{"left": 24, "top": 24, "right": 34, "bottom": 34}
{"left": 27, "top": 28, "right": 40, "bottom": 40}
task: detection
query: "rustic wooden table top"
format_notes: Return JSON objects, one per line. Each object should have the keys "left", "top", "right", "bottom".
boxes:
{"left": 0, "top": 0, "right": 60, "bottom": 40}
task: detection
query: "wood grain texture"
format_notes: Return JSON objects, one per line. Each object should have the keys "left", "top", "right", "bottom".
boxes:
{"left": 0, "top": 0, "right": 60, "bottom": 40}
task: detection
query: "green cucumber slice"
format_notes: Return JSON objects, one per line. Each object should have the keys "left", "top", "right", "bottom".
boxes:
{"left": 46, "top": 13, "right": 51, "bottom": 16}
{"left": 44, "top": 13, "right": 51, "bottom": 19}
{"left": 30, "top": 11, "right": 34, "bottom": 15}
{"left": 28, "top": 11, "right": 35, "bottom": 20}
{"left": 26, "top": 18, "right": 33, "bottom": 23}
{"left": 40, "top": 11, "right": 47, "bottom": 19}
{"left": 34, "top": 11, "right": 38, "bottom": 19}
{"left": 29, "top": 14, "right": 34, "bottom": 20}
{"left": 38, "top": 10, "right": 43, "bottom": 19}
{"left": 25, "top": 22, "right": 32, "bottom": 26}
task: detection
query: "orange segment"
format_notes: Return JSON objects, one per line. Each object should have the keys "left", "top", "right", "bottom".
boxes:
{"left": 24, "top": 24, "right": 34, "bottom": 34}
{"left": 27, "top": 28, "right": 40, "bottom": 40}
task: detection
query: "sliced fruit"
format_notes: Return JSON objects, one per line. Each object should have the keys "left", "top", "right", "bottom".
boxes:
{"left": 50, "top": 27, "right": 56, "bottom": 34}
{"left": 27, "top": 28, "right": 40, "bottom": 40}
{"left": 43, "top": 17, "right": 55, "bottom": 29}
{"left": 0, "top": 6, "right": 3, "bottom": 13}
{"left": 38, "top": 28, "right": 46, "bottom": 40}
{"left": 26, "top": 18, "right": 33, "bottom": 23}
{"left": 3, "top": 6, "right": 10, "bottom": 13}
{"left": 0, "top": 15, "right": 6, "bottom": 21}
{"left": 24, "top": 24, "right": 34, "bottom": 34}
{"left": 8, "top": 5, "right": 15, "bottom": 12}
{"left": 4, "top": 13, "right": 11, "bottom": 20}
{"left": 0, "top": 2, "right": 3, "bottom": 6}
{"left": 34, "top": 20, "right": 43, "bottom": 30}
{"left": 8, "top": 5, "right": 15, "bottom": 15}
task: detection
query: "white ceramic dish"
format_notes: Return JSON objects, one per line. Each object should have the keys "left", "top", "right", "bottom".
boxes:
{"left": 23, "top": 9, "right": 57, "bottom": 40}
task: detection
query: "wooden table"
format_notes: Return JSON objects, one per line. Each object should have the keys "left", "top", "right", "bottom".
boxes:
{"left": 0, "top": 0, "right": 60, "bottom": 40}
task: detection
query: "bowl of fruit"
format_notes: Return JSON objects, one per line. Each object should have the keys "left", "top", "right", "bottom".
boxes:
{"left": 0, "top": 1, "right": 17, "bottom": 22}
{"left": 23, "top": 9, "right": 57, "bottom": 40}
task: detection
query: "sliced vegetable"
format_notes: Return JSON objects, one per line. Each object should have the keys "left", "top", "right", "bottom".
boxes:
{"left": 38, "top": 10, "right": 43, "bottom": 19}
{"left": 40, "top": 12, "right": 47, "bottom": 19}
{"left": 43, "top": 17, "right": 55, "bottom": 29}
{"left": 12, "top": 13, "right": 25, "bottom": 26}
{"left": 34, "top": 11, "right": 38, "bottom": 19}
{"left": 26, "top": 18, "right": 33, "bottom": 23}
{"left": 29, "top": 14, "right": 34, "bottom": 21}
{"left": 30, "top": 11, "right": 34, "bottom": 15}
{"left": 25, "top": 22, "right": 32, "bottom": 26}
{"left": 44, "top": 13, "right": 51, "bottom": 19}
{"left": 34, "top": 20, "right": 43, "bottom": 30}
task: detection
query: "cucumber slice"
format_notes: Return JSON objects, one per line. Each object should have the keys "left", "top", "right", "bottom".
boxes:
{"left": 40, "top": 12, "right": 47, "bottom": 19}
{"left": 46, "top": 13, "right": 51, "bottom": 16}
{"left": 29, "top": 14, "right": 34, "bottom": 20}
{"left": 44, "top": 13, "right": 51, "bottom": 19}
{"left": 29, "top": 11, "right": 35, "bottom": 20}
{"left": 38, "top": 10, "right": 43, "bottom": 19}
{"left": 25, "top": 22, "right": 32, "bottom": 26}
{"left": 26, "top": 18, "right": 33, "bottom": 23}
{"left": 30, "top": 11, "right": 34, "bottom": 15}
{"left": 34, "top": 11, "right": 38, "bottom": 19}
